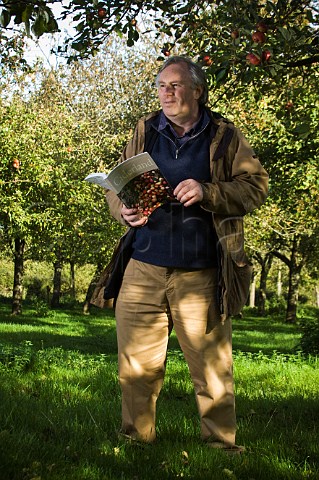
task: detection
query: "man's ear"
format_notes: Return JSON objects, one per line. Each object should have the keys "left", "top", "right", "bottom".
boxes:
{"left": 194, "top": 86, "right": 203, "bottom": 100}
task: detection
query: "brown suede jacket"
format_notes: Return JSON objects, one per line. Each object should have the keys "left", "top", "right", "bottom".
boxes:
{"left": 92, "top": 109, "right": 269, "bottom": 320}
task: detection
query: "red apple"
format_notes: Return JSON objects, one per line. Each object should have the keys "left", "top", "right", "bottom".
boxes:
{"left": 231, "top": 29, "right": 239, "bottom": 39}
{"left": 261, "top": 50, "right": 271, "bottom": 62}
{"left": 285, "top": 101, "right": 294, "bottom": 110}
{"left": 203, "top": 55, "right": 212, "bottom": 66}
{"left": 161, "top": 48, "right": 170, "bottom": 57}
{"left": 12, "top": 159, "right": 20, "bottom": 169}
{"left": 256, "top": 21, "right": 268, "bottom": 33}
{"left": 97, "top": 7, "right": 107, "bottom": 18}
{"left": 252, "top": 31, "right": 266, "bottom": 44}
{"left": 246, "top": 53, "right": 261, "bottom": 65}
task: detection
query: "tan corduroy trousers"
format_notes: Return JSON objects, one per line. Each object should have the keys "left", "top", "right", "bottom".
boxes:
{"left": 115, "top": 258, "right": 236, "bottom": 445}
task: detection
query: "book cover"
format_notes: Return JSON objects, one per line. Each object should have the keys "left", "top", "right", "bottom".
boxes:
{"left": 85, "top": 152, "right": 175, "bottom": 217}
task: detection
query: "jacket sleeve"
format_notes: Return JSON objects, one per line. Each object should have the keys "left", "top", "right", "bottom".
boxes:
{"left": 201, "top": 127, "right": 268, "bottom": 216}
{"left": 105, "top": 190, "right": 126, "bottom": 225}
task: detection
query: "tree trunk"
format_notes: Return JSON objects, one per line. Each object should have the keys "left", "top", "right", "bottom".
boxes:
{"left": 51, "top": 260, "right": 63, "bottom": 308}
{"left": 70, "top": 260, "right": 76, "bottom": 299}
{"left": 257, "top": 253, "right": 273, "bottom": 316}
{"left": 83, "top": 263, "right": 104, "bottom": 314}
{"left": 249, "top": 271, "right": 256, "bottom": 308}
{"left": 277, "top": 266, "right": 282, "bottom": 297}
{"left": 316, "top": 285, "right": 319, "bottom": 308}
{"left": 286, "top": 236, "right": 303, "bottom": 323}
{"left": 12, "top": 237, "right": 25, "bottom": 315}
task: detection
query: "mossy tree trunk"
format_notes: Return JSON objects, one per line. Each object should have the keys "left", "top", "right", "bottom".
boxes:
{"left": 70, "top": 260, "right": 76, "bottom": 299}
{"left": 12, "top": 237, "right": 25, "bottom": 315}
{"left": 285, "top": 237, "right": 304, "bottom": 324}
{"left": 274, "top": 235, "right": 305, "bottom": 324}
{"left": 257, "top": 253, "right": 273, "bottom": 317}
{"left": 83, "top": 263, "right": 104, "bottom": 314}
{"left": 51, "top": 260, "right": 63, "bottom": 308}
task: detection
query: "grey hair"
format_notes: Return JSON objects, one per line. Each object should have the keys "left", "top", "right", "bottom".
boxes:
{"left": 155, "top": 55, "right": 209, "bottom": 106}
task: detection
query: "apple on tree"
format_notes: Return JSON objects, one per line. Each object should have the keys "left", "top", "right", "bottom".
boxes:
{"left": 97, "top": 7, "right": 107, "bottom": 18}
{"left": 252, "top": 31, "right": 266, "bottom": 44}
{"left": 246, "top": 53, "right": 261, "bottom": 65}
{"left": 261, "top": 50, "right": 271, "bottom": 62}
{"left": 202, "top": 55, "right": 212, "bottom": 66}
{"left": 161, "top": 47, "right": 170, "bottom": 57}
{"left": 256, "top": 21, "right": 268, "bottom": 33}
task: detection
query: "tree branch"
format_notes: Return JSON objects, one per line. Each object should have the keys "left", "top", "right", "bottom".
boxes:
{"left": 284, "top": 55, "right": 319, "bottom": 67}
{"left": 272, "top": 250, "right": 291, "bottom": 268}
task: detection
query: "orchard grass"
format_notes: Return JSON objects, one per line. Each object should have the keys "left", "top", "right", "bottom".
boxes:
{"left": 0, "top": 300, "right": 318, "bottom": 480}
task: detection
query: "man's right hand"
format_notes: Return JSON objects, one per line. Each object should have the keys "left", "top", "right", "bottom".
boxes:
{"left": 121, "top": 205, "right": 148, "bottom": 227}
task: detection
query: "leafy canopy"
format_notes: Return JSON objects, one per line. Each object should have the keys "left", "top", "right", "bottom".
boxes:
{"left": 0, "top": 0, "right": 318, "bottom": 90}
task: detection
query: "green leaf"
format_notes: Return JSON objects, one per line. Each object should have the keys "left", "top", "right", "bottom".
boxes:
{"left": 292, "top": 123, "right": 311, "bottom": 138}
{"left": 40, "top": 7, "right": 50, "bottom": 24}
{"left": 24, "top": 18, "right": 31, "bottom": 37}
{"left": 21, "top": 5, "right": 33, "bottom": 23}
{"left": 278, "top": 27, "right": 291, "bottom": 42}
{"left": 0, "top": 9, "right": 11, "bottom": 28}
{"left": 76, "top": 21, "right": 85, "bottom": 32}
{"left": 305, "top": 9, "right": 314, "bottom": 24}
{"left": 176, "top": 6, "right": 190, "bottom": 14}
{"left": 47, "top": 17, "right": 59, "bottom": 33}
{"left": 14, "top": 11, "right": 23, "bottom": 25}
{"left": 72, "top": 41, "right": 85, "bottom": 52}
{"left": 215, "top": 68, "right": 228, "bottom": 83}
{"left": 32, "top": 16, "right": 46, "bottom": 37}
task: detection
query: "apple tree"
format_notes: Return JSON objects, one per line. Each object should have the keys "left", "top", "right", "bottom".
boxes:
{"left": 38, "top": 40, "right": 160, "bottom": 309}
{"left": 0, "top": 0, "right": 318, "bottom": 91}
{"left": 218, "top": 69, "right": 319, "bottom": 322}
{"left": 0, "top": 67, "right": 125, "bottom": 313}
{"left": 0, "top": 38, "right": 160, "bottom": 314}
{"left": 0, "top": 71, "right": 84, "bottom": 314}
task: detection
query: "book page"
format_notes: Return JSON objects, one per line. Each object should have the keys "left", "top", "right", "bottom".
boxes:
{"left": 84, "top": 172, "right": 111, "bottom": 189}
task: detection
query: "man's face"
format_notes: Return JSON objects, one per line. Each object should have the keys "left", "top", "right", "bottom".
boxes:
{"left": 157, "top": 62, "right": 202, "bottom": 124}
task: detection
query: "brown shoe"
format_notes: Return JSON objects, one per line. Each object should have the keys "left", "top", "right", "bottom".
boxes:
{"left": 206, "top": 441, "right": 246, "bottom": 455}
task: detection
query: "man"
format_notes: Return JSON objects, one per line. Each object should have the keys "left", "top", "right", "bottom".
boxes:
{"left": 100, "top": 56, "right": 268, "bottom": 452}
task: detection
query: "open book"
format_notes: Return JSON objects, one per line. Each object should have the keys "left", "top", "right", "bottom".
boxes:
{"left": 85, "top": 152, "right": 175, "bottom": 217}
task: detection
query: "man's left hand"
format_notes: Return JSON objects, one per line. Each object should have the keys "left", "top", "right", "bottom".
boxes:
{"left": 174, "top": 179, "right": 203, "bottom": 207}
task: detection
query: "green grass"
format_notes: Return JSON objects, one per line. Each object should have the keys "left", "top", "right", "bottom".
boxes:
{"left": 0, "top": 301, "right": 318, "bottom": 480}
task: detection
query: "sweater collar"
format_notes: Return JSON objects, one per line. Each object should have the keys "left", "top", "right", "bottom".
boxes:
{"left": 158, "top": 108, "right": 210, "bottom": 140}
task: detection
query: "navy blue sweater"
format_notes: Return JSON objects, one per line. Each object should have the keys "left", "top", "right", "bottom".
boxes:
{"left": 131, "top": 112, "right": 218, "bottom": 269}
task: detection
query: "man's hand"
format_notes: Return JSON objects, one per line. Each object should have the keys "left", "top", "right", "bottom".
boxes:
{"left": 121, "top": 205, "right": 148, "bottom": 227}
{"left": 174, "top": 179, "right": 203, "bottom": 207}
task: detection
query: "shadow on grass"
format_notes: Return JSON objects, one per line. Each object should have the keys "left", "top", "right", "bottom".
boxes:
{"left": 166, "top": 316, "right": 301, "bottom": 356}
{"left": 232, "top": 315, "right": 301, "bottom": 355}
{"left": 0, "top": 300, "right": 302, "bottom": 357}
{"left": 234, "top": 314, "right": 300, "bottom": 334}
{"left": 0, "top": 302, "right": 118, "bottom": 355}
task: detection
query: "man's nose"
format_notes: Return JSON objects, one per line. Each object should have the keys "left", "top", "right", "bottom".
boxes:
{"left": 164, "top": 85, "right": 174, "bottom": 93}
